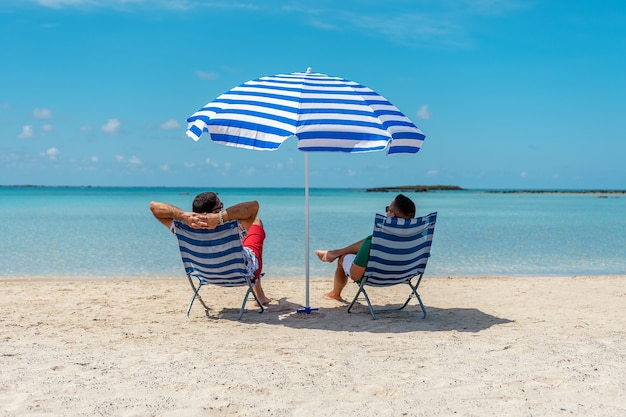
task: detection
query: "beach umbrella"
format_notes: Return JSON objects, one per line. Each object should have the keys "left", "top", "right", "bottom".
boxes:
{"left": 186, "top": 68, "right": 426, "bottom": 313}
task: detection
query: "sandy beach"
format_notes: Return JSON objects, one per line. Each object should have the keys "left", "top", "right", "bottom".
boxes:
{"left": 1, "top": 275, "right": 625, "bottom": 416}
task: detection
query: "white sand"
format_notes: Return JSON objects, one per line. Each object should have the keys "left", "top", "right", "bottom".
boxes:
{"left": 1, "top": 276, "right": 625, "bottom": 416}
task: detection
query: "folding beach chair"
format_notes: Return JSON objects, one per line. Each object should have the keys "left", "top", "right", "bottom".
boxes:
{"left": 173, "top": 220, "right": 264, "bottom": 320}
{"left": 347, "top": 212, "right": 437, "bottom": 320}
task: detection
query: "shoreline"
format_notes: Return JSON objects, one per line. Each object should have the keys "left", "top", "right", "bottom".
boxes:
{"left": 0, "top": 273, "right": 623, "bottom": 281}
{"left": 1, "top": 274, "right": 624, "bottom": 283}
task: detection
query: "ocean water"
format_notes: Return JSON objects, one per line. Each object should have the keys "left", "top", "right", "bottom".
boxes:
{"left": 1, "top": 187, "right": 625, "bottom": 280}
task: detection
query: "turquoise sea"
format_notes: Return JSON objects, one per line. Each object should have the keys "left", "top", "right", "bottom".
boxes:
{"left": 1, "top": 187, "right": 625, "bottom": 280}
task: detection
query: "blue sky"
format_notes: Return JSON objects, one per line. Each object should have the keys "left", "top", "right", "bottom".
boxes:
{"left": 1, "top": 1, "right": 625, "bottom": 189}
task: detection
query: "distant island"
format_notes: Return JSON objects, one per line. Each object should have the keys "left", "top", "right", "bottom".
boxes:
{"left": 487, "top": 189, "right": 626, "bottom": 194}
{"left": 365, "top": 186, "right": 625, "bottom": 194}
{"left": 366, "top": 185, "right": 464, "bottom": 192}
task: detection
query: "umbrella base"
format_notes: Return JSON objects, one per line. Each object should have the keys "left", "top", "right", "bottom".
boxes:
{"left": 296, "top": 306, "right": 319, "bottom": 314}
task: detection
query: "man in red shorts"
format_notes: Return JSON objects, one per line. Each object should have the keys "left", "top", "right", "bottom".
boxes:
{"left": 150, "top": 192, "right": 271, "bottom": 305}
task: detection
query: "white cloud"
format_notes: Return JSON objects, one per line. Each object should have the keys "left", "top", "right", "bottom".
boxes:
{"left": 91, "top": 156, "right": 99, "bottom": 163}
{"left": 115, "top": 154, "right": 141, "bottom": 165}
{"left": 184, "top": 162, "right": 196, "bottom": 168}
{"left": 426, "top": 169, "right": 438, "bottom": 176}
{"left": 224, "top": 162, "right": 232, "bottom": 170}
{"left": 33, "top": 0, "right": 210, "bottom": 11}
{"left": 205, "top": 158, "right": 218, "bottom": 168}
{"left": 35, "top": 0, "right": 159, "bottom": 10}
{"left": 80, "top": 125, "right": 92, "bottom": 132}
{"left": 160, "top": 164, "right": 170, "bottom": 171}
{"left": 18, "top": 125, "right": 34, "bottom": 139}
{"left": 462, "top": 0, "right": 532, "bottom": 16}
{"left": 36, "top": 0, "right": 72, "bottom": 9}
{"left": 520, "top": 171, "right": 527, "bottom": 178}
{"left": 42, "top": 124, "right": 54, "bottom": 133}
{"left": 25, "top": 2, "right": 522, "bottom": 50}
{"left": 417, "top": 105, "right": 431, "bottom": 120}
{"left": 33, "top": 108, "right": 52, "bottom": 119}
{"left": 160, "top": 118, "right": 180, "bottom": 130}
{"left": 42, "top": 147, "right": 60, "bottom": 160}
{"left": 346, "top": 169, "right": 356, "bottom": 176}
{"left": 101, "top": 118, "right": 121, "bottom": 134}
{"left": 195, "top": 70, "right": 218, "bottom": 80}
{"left": 308, "top": 19, "right": 338, "bottom": 31}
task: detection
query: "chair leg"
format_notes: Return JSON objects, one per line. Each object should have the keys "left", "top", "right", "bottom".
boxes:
{"left": 186, "top": 276, "right": 209, "bottom": 319}
{"left": 348, "top": 281, "right": 379, "bottom": 320}
{"left": 237, "top": 281, "right": 265, "bottom": 320}
{"left": 408, "top": 281, "right": 427, "bottom": 319}
{"left": 186, "top": 275, "right": 265, "bottom": 320}
{"left": 186, "top": 283, "right": 202, "bottom": 320}
{"left": 237, "top": 290, "right": 247, "bottom": 321}
{"left": 349, "top": 278, "right": 427, "bottom": 320}
{"left": 347, "top": 288, "right": 360, "bottom": 314}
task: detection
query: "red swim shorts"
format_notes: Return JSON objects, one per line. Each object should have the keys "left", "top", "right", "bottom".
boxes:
{"left": 242, "top": 224, "right": 266, "bottom": 279}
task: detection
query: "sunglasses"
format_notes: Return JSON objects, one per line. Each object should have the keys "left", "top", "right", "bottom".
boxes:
{"left": 212, "top": 202, "right": 224, "bottom": 213}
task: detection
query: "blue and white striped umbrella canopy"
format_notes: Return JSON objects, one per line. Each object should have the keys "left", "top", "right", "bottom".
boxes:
{"left": 186, "top": 69, "right": 426, "bottom": 154}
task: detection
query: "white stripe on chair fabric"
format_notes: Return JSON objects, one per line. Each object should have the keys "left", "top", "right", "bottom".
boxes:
{"left": 363, "top": 212, "right": 437, "bottom": 287}
{"left": 173, "top": 220, "right": 252, "bottom": 287}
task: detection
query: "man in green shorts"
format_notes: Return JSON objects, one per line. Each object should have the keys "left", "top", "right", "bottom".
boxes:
{"left": 315, "top": 194, "right": 416, "bottom": 301}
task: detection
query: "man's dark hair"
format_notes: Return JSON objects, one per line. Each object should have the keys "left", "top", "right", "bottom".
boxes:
{"left": 394, "top": 194, "right": 416, "bottom": 218}
{"left": 192, "top": 192, "right": 218, "bottom": 213}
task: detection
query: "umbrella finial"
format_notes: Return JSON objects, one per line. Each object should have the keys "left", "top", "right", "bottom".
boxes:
{"left": 306, "top": 67, "right": 312, "bottom": 73}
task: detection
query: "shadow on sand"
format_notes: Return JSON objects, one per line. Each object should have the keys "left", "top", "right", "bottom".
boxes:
{"left": 205, "top": 298, "right": 513, "bottom": 334}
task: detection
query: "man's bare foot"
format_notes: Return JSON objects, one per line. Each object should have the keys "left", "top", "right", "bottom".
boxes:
{"left": 254, "top": 297, "right": 273, "bottom": 307}
{"left": 323, "top": 291, "right": 344, "bottom": 302}
{"left": 253, "top": 286, "right": 272, "bottom": 306}
{"left": 315, "top": 249, "right": 339, "bottom": 263}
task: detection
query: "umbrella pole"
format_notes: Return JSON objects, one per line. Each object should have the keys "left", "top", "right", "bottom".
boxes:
{"left": 297, "top": 152, "right": 318, "bottom": 315}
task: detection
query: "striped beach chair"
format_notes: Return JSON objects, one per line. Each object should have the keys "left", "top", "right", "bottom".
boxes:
{"left": 347, "top": 212, "right": 437, "bottom": 320}
{"left": 173, "top": 220, "right": 264, "bottom": 320}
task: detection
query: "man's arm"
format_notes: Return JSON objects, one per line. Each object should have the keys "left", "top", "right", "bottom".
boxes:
{"left": 149, "top": 200, "right": 259, "bottom": 231}
{"left": 218, "top": 200, "right": 259, "bottom": 231}
{"left": 149, "top": 201, "right": 197, "bottom": 229}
